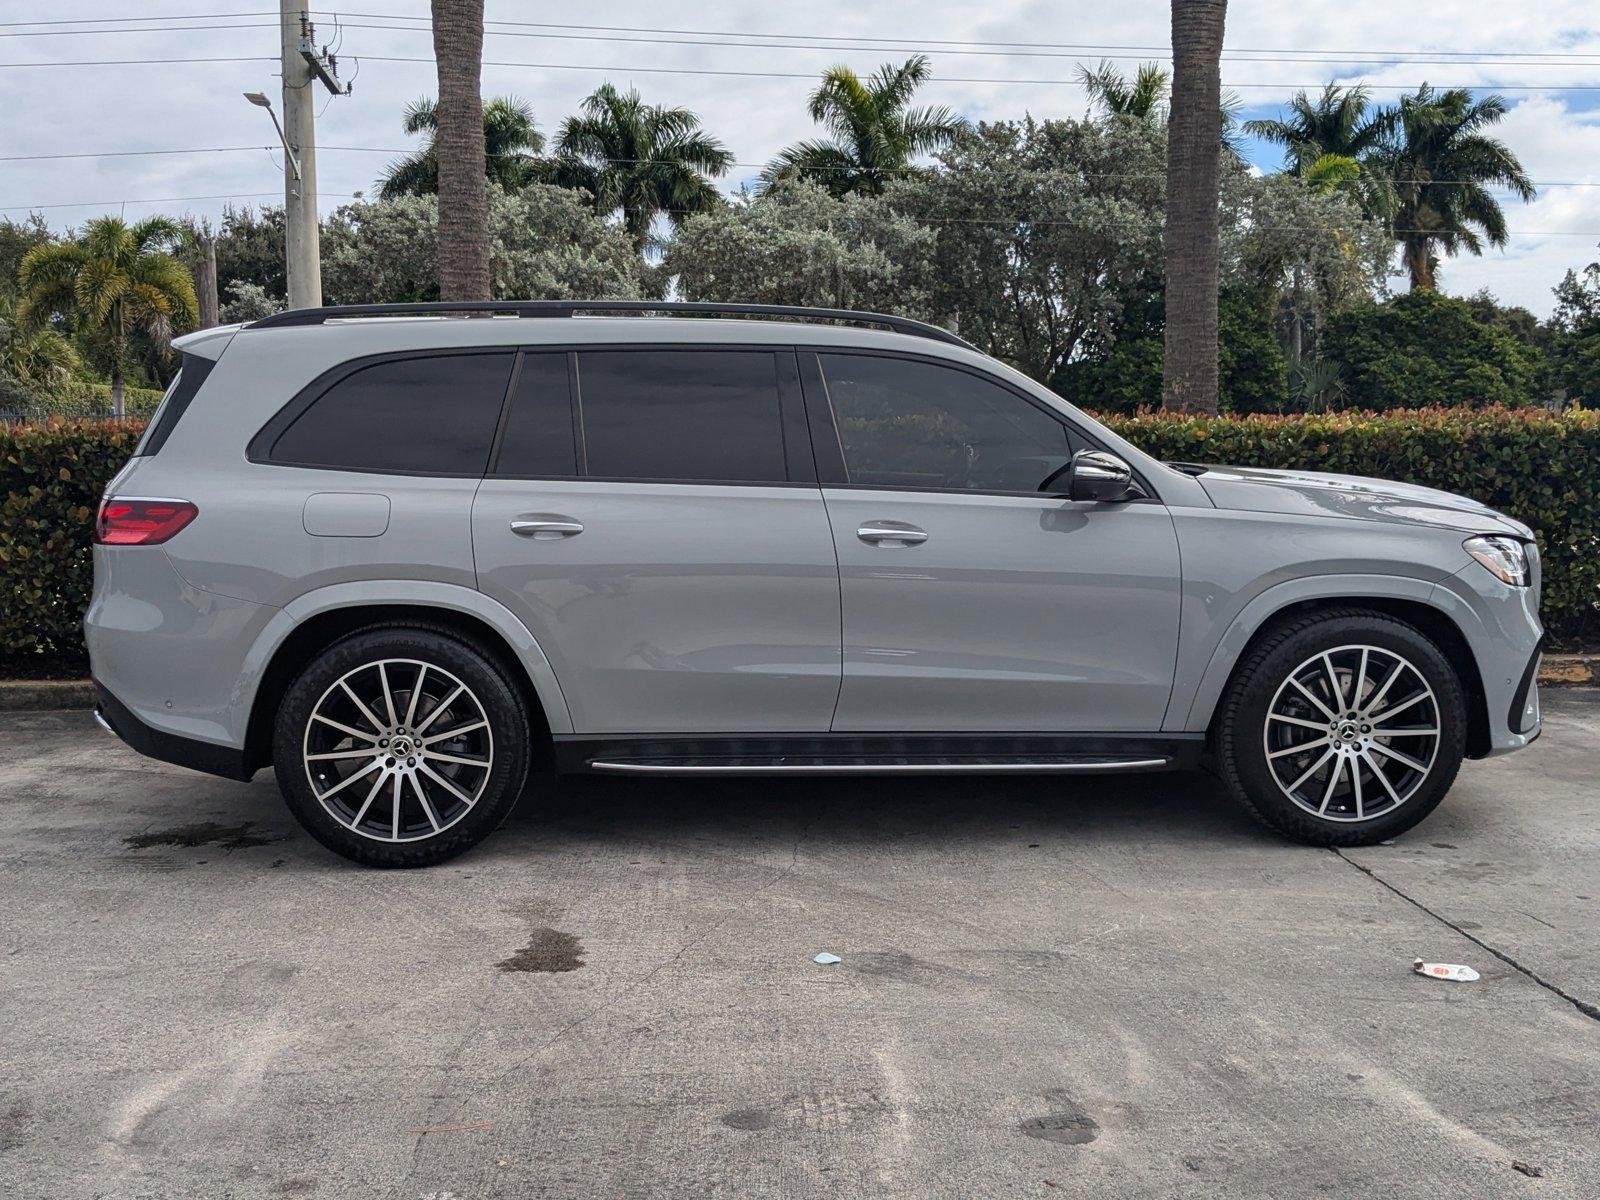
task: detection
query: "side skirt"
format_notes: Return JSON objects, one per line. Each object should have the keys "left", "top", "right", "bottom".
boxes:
{"left": 553, "top": 732, "right": 1204, "bottom": 777}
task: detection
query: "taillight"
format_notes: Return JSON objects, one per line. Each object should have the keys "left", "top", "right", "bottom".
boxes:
{"left": 94, "top": 497, "right": 199, "bottom": 545}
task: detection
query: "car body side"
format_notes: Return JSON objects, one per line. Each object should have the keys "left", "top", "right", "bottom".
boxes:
{"left": 84, "top": 316, "right": 1542, "bottom": 778}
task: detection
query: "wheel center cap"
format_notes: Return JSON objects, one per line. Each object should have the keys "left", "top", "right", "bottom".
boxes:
{"left": 1336, "top": 721, "right": 1360, "bottom": 743}
{"left": 391, "top": 735, "right": 416, "bottom": 757}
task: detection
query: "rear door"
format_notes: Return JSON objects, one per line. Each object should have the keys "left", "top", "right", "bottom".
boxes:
{"left": 472, "top": 347, "right": 842, "bottom": 735}
{"left": 803, "top": 350, "right": 1181, "bottom": 733}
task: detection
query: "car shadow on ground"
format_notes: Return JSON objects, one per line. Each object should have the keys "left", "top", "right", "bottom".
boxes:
{"left": 470, "top": 765, "right": 1276, "bottom": 860}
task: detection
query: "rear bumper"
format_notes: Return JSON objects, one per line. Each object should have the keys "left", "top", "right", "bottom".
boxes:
{"left": 94, "top": 681, "right": 254, "bottom": 782}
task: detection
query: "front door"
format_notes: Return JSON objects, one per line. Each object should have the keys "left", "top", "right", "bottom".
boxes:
{"left": 473, "top": 347, "right": 840, "bottom": 735}
{"left": 804, "top": 350, "right": 1181, "bottom": 733}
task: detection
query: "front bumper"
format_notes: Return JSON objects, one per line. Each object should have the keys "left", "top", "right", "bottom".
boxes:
{"left": 1434, "top": 560, "right": 1543, "bottom": 758}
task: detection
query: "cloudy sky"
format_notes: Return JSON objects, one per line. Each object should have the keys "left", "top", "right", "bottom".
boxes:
{"left": 3, "top": 1, "right": 1598, "bottom": 314}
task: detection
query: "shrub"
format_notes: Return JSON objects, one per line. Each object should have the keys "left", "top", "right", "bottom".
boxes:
{"left": 1321, "top": 290, "right": 1546, "bottom": 410}
{"left": 0, "top": 417, "right": 145, "bottom": 671}
{"left": 1102, "top": 406, "right": 1600, "bottom": 645}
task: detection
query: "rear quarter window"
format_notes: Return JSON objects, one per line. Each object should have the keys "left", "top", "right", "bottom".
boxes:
{"left": 135, "top": 354, "right": 216, "bottom": 456}
{"left": 261, "top": 351, "right": 514, "bottom": 475}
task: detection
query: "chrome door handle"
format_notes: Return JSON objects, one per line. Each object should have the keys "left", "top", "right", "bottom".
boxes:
{"left": 510, "top": 515, "right": 584, "bottom": 539}
{"left": 857, "top": 521, "right": 927, "bottom": 547}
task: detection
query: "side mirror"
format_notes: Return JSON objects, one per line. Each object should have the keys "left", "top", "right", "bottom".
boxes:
{"left": 1067, "top": 449, "right": 1134, "bottom": 503}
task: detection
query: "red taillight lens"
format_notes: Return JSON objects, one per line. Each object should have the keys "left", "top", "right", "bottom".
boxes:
{"left": 94, "top": 497, "right": 199, "bottom": 545}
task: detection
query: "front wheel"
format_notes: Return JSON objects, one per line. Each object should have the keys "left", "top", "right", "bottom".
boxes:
{"left": 273, "top": 625, "right": 532, "bottom": 867}
{"left": 1215, "top": 611, "right": 1467, "bottom": 846}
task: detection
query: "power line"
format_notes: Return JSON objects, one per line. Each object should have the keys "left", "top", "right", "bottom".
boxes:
{"left": 6, "top": 143, "right": 1595, "bottom": 191}
{"left": 0, "top": 191, "right": 358, "bottom": 212}
{"left": 13, "top": 16, "right": 1600, "bottom": 71}
{"left": 0, "top": 145, "right": 277, "bottom": 161}
{"left": 0, "top": 22, "right": 276, "bottom": 38}
{"left": 5, "top": 52, "right": 1600, "bottom": 92}
{"left": 330, "top": 12, "right": 1600, "bottom": 62}
{"left": 0, "top": 9, "right": 1593, "bottom": 65}
{"left": 0, "top": 12, "right": 276, "bottom": 26}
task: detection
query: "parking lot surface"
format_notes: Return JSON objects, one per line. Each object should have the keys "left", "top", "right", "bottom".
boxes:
{"left": 2, "top": 694, "right": 1597, "bottom": 1199}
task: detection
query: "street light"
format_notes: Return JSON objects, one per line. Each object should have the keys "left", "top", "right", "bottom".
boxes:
{"left": 243, "top": 91, "right": 301, "bottom": 181}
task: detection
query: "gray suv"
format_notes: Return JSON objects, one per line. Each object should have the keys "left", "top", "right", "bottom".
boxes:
{"left": 87, "top": 301, "right": 1544, "bottom": 867}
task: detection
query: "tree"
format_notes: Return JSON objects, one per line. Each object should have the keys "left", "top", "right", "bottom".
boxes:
{"left": 0, "top": 297, "right": 79, "bottom": 390}
{"left": 379, "top": 95, "right": 546, "bottom": 198}
{"left": 431, "top": 0, "right": 490, "bottom": 300}
{"left": 1377, "top": 85, "right": 1534, "bottom": 290}
{"left": 1244, "top": 85, "right": 1391, "bottom": 174}
{"left": 1078, "top": 60, "right": 1170, "bottom": 123}
{"left": 763, "top": 56, "right": 965, "bottom": 198}
{"left": 887, "top": 117, "right": 1167, "bottom": 385}
{"left": 555, "top": 84, "right": 733, "bottom": 253}
{"left": 665, "top": 179, "right": 936, "bottom": 312}
{"left": 17, "top": 216, "right": 196, "bottom": 417}
{"left": 322, "top": 185, "right": 645, "bottom": 305}
{"left": 0, "top": 215, "right": 53, "bottom": 302}
{"left": 1162, "top": 0, "right": 1229, "bottom": 413}
{"left": 1322, "top": 289, "right": 1542, "bottom": 409}
{"left": 1548, "top": 257, "right": 1600, "bottom": 404}
{"left": 1222, "top": 166, "right": 1392, "bottom": 369}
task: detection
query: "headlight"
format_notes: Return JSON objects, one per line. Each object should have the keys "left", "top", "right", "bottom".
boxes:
{"left": 1463, "top": 535, "right": 1530, "bottom": 587}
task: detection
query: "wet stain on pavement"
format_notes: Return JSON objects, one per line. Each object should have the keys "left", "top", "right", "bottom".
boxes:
{"left": 721, "top": 1106, "right": 774, "bottom": 1131}
{"left": 1020, "top": 1091, "right": 1101, "bottom": 1146}
{"left": 496, "top": 927, "right": 585, "bottom": 973}
{"left": 123, "top": 822, "right": 282, "bottom": 851}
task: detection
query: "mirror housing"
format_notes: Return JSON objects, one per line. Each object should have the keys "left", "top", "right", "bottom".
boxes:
{"left": 1067, "top": 449, "right": 1135, "bottom": 503}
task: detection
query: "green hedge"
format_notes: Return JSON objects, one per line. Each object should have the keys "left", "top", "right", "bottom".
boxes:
{"left": 1100, "top": 406, "right": 1600, "bottom": 644}
{"left": 0, "top": 418, "right": 145, "bottom": 671}
{"left": 0, "top": 408, "right": 1596, "bottom": 675}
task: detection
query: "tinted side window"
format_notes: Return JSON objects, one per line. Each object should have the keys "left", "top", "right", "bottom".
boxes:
{"left": 576, "top": 350, "right": 787, "bottom": 483}
{"left": 494, "top": 352, "right": 578, "bottom": 476}
{"left": 819, "top": 353, "right": 1070, "bottom": 493}
{"left": 271, "top": 352, "right": 513, "bottom": 474}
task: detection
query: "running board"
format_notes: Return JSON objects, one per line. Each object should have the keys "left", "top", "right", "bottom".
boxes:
{"left": 586, "top": 755, "right": 1173, "bottom": 776}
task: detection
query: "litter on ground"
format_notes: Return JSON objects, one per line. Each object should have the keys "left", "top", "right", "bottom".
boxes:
{"left": 1413, "top": 958, "right": 1480, "bottom": 982}
{"left": 813, "top": 952, "right": 842, "bottom": 965}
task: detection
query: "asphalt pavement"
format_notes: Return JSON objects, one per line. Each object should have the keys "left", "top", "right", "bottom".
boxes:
{"left": 2, "top": 694, "right": 1597, "bottom": 1198}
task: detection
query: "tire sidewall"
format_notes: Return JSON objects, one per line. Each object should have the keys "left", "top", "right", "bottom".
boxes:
{"left": 273, "top": 627, "right": 530, "bottom": 867}
{"left": 1227, "top": 616, "right": 1467, "bottom": 844}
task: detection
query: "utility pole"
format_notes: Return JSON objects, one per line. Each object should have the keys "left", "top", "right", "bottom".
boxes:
{"left": 196, "top": 231, "right": 219, "bottom": 328}
{"left": 277, "top": 2, "right": 349, "bottom": 309}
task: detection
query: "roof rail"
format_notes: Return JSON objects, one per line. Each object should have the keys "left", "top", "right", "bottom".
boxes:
{"left": 245, "top": 299, "right": 975, "bottom": 349}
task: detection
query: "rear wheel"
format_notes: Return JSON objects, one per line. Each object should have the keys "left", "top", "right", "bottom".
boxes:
{"left": 1215, "top": 611, "right": 1467, "bottom": 846}
{"left": 273, "top": 625, "right": 531, "bottom": 867}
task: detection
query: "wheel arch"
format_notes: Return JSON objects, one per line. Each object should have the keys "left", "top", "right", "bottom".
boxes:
{"left": 241, "top": 583, "right": 572, "bottom": 773}
{"left": 1179, "top": 580, "right": 1490, "bottom": 759}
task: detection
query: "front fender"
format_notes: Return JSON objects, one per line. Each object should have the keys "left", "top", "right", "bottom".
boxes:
{"left": 1168, "top": 572, "right": 1451, "bottom": 734}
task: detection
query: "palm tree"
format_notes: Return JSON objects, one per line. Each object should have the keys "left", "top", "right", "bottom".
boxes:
{"left": 1162, "top": 0, "right": 1230, "bottom": 414}
{"left": 379, "top": 95, "right": 546, "bottom": 198}
{"left": 1078, "top": 60, "right": 1170, "bottom": 122}
{"left": 763, "top": 56, "right": 966, "bottom": 198}
{"left": 555, "top": 84, "right": 733, "bottom": 252}
{"left": 18, "top": 216, "right": 196, "bottom": 417}
{"left": 1377, "top": 85, "right": 1535, "bottom": 290}
{"left": 430, "top": 0, "right": 490, "bottom": 300}
{"left": 1244, "top": 84, "right": 1391, "bottom": 175}
{"left": 0, "top": 298, "right": 79, "bottom": 390}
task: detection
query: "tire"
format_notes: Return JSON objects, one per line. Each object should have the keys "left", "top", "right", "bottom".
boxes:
{"left": 1215, "top": 609, "right": 1467, "bottom": 847}
{"left": 273, "top": 624, "right": 532, "bottom": 868}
